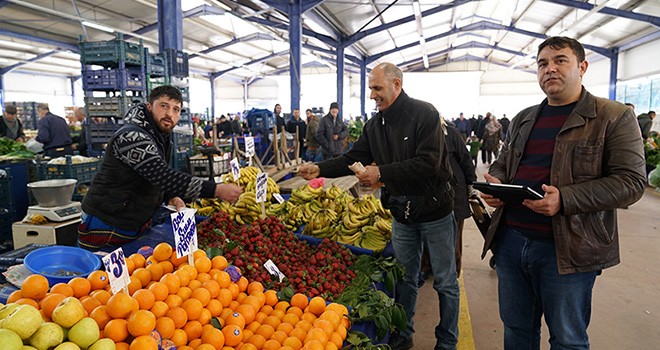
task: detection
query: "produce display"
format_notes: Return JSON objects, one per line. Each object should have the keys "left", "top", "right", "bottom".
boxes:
{"left": 2, "top": 243, "right": 351, "bottom": 350}
{"left": 0, "top": 137, "right": 34, "bottom": 160}
{"left": 46, "top": 155, "right": 98, "bottom": 164}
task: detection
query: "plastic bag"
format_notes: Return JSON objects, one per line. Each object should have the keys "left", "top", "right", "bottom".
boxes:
{"left": 25, "top": 138, "right": 43, "bottom": 153}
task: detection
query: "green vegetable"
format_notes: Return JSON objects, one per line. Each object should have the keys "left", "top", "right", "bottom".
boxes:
{"left": 0, "top": 137, "right": 34, "bottom": 159}
{"left": 649, "top": 166, "right": 660, "bottom": 188}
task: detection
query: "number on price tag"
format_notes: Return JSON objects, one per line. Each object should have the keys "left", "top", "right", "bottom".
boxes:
{"left": 245, "top": 136, "right": 255, "bottom": 157}
{"left": 273, "top": 193, "right": 285, "bottom": 204}
{"left": 264, "top": 259, "right": 286, "bottom": 282}
{"left": 230, "top": 158, "right": 241, "bottom": 182}
{"left": 256, "top": 172, "right": 268, "bottom": 203}
{"left": 102, "top": 248, "right": 130, "bottom": 294}
{"left": 172, "top": 208, "right": 198, "bottom": 258}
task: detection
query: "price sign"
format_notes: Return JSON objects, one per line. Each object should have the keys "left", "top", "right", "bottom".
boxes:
{"left": 264, "top": 259, "right": 286, "bottom": 282}
{"left": 245, "top": 136, "right": 255, "bottom": 157}
{"left": 273, "top": 193, "right": 285, "bottom": 204}
{"left": 256, "top": 172, "right": 268, "bottom": 203}
{"left": 102, "top": 247, "right": 130, "bottom": 294}
{"left": 230, "top": 158, "right": 241, "bottom": 182}
{"left": 172, "top": 208, "right": 198, "bottom": 259}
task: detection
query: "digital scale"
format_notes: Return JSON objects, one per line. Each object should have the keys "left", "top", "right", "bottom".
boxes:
{"left": 25, "top": 201, "right": 82, "bottom": 222}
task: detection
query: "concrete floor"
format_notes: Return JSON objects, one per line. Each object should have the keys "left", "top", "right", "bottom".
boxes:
{"left": 412, "top": 164, "right": 660, "bottom": 349}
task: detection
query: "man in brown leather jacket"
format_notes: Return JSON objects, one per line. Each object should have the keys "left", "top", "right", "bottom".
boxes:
{"left": 480, "top": 37, "right": 646, "bottom": 350}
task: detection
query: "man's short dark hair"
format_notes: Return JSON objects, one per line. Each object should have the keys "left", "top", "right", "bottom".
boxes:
{"left": 305, "top": 109, "right": 312, "bottom": 113}
{"left": 538, "top": 36, "right": 585, "bottom": 63}
{"left": 37, "top": 103, "right": 49, "bottom": 112}
{"left": 4, "top": 105, "right": 17, "bottom": 115}
{"left": 148, "top": 85, "right": 183, "bottom": 106}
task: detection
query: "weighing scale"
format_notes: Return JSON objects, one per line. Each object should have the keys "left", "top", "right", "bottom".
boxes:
{"left": 25, "top": 202, "right": 82, "bottom": 222}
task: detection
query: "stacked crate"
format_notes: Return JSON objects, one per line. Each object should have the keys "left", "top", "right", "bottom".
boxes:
{"left": 79, "top": 33, "right": 146, "bottom": 156}
{"left": 5, "top": 102, "right": 40, "bottom": 130}
{"left": 145, "top": 48, "right": 169, "bottom": 93}
{"left": 0, "top": 170, "right": 14, "bottom": 240}
{"left": 163, "top": 49, "right": 192, "bottom": 171}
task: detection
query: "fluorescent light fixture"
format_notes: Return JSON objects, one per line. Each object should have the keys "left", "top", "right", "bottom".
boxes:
{"left": 413, "top": 0, "right": 422, "bottom": 17}
{"left": 0, "top": 58, "right": 9, "bottom": 63}
{"left": 0, "top": 40, "right": 33, "bottom": 50}
{"left": 422, "top": 55, "right": 429, "bottom": 69}
{"left": 82, "top": 21, "right": 115, "bottom": 33}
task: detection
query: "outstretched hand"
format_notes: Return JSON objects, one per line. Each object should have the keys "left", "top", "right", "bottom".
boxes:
{"left": 299, "top": 163, "right": 320, "bottom": 180}
{"left": 480, "top": 173, "right": 504, "bottom": 208}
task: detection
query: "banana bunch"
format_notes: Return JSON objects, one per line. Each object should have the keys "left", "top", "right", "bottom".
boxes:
{"left": 189, "top": 198, "right": 227, "bottom": 216}
{"left": 289, "top": 184, "right": 323, "bottom": 204}
{"left": 333, "top": 195, "right": 393, "bottom": 251}
{"left": 303, "top": 209, "right": 338, "bottom": 238}
{"left": 355, "top": 219, "right": 392, "bottom": 252}
{"left": 232, "top": 192, "right": 262, "bottom": 225}
{"left": 221, "top": 166, "right": 281, "bottom": 201}
{"left": 265, "top": 200, "right": 294, "bottom": 217}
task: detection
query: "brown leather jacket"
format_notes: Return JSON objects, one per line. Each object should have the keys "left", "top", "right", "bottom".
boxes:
{"left": 482, "top": 88, "right": 647, "bottom": 274}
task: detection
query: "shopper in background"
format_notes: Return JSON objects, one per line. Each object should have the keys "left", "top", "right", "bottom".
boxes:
{"left": 316, "top": 102, "right": 348, "bottom": 160}
{"left": 467, "top": 135, "right": 481, "bottom": 166}
{"left": 72, "top": 107, "right": 89, "bottom": 156}
{"left": 482, "top": 115, "right": 503, "bottom": 164}
{"left": 78, "top": 86, "right": 242, "bottom": 252}
{"left": 217, "top": 115, "right": 233, "bottom": 139}
{"left": 274, "top": 103, "right": 285, "bottom": 133}
{"left": 36, "top": 103, "right": 73, "bottom": 157}
{"left": 638, "top": 110, "right": 656, "bottom": 139}
{"left": 0, "top": 105, "right": 25, "bottom": 141}
{"left": 454, "top": 112, "right": 471, "bottom": 141}
{"left": 499, "top": 113, "right": 510, "bottom": 140}
{"left": 480, "top": 36, "right": 646, "bottom": 350}
{"left": 300, "top": 62, "right": 458, "bottom": 350}
{"left": 305, "top": 109, "right": 322, "bottom": 162}
{"left": 231, "top": 113, "right": 243, "bottom": 135}
{"left": 286, "top": 108, "right": 306, "bottom": 159}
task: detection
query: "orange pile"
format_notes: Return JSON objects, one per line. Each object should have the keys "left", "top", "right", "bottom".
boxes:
{"left": 7, "top": 242, "right": 351, "bottom": 350}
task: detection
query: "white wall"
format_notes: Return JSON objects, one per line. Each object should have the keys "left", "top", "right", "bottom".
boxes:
{"left": 4, "top": 72, "right": 79, "bottom": 118}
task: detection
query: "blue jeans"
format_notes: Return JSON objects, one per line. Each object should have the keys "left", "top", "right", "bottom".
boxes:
{"left": 493, "top": 226, "right": 597, "bottom": 350}
{"left": 391, "top": 212, "right": 459, "bottom": 349}
{"left": 305, "top": 148, "right": 322, "bottom": 162}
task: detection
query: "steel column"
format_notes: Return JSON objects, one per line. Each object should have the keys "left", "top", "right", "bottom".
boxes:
{"left": 210, "top": 77, "right": 215, "bottom": 118}
{"left": 157, "top": 0, "right": 183, "bottom": 51}
{"left": 70, "top": 76, "right": 76, "bottom": 105}
{"left": 360, "top": 58, "right": 367, "bottom": 119}
{"left": 0, "top": 74, "right": 4, "bottom": 112}
{"left": 289, "top": 1, "right": 303, "bottom": 112}
{"left": 336, "top": 45, "right": 344, "bottom": 118}
{"left": 609, "top": 48, "right": 619, "bottom": 100}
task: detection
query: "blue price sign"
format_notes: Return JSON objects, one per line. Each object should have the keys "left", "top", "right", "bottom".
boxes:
{"left": 172, "top": 208, "right": 198, "bottom": 258}
{"left": 230, "top": 158, "right": 241, "bottom": 182}
{"left": 256, "top": 172, "right": 267, "bottom": 203}
{"left": 102, "top": 247, "right": 130, "bottom": 294}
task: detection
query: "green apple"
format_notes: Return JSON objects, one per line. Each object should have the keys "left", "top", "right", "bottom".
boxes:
{"left": 1, "top": 304, "right": 43, "bottom": 339}
{"left": 88, "top": 338, "right": 116, "bottom": 350}
{"left": 51, "top": 297, "right": 85, "bottom": 328}
{"left": 0, "top": 328, "right": 23, "bottom": 350}
{"left": 0, "top": 303, "right": 20, "bottom": 320}
{"left": 28, "top": 322, "right": 64, "bottom": 350}
{"left": 53, "top": 342, "right": 81, "bottom": 350}
{"left": 67, "top": 318, "right": 99, "bottom": 349}
{"left": 23, "top": 346, "right": 39, "bottom": 350}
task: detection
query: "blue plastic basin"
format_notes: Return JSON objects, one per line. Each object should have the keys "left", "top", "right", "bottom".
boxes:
{"left": 24, "top": 246, "right": 101, "bottom": 286}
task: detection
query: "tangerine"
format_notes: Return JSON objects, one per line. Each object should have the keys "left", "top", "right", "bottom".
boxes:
{"left": 87, "top": 270, "right": 109, "bottom": 291}
{"left": 90, "top": 289, "right": 111, "bottom": 305}
{"left": 90, "top": 305, "right": 111, "bottom": 329}
{"left": 183, "top": 319, "right": 203, "bottom": 340}
{"left": 182, "top": 298, "right": 203, "bottom": 320}
{"left": 290, "top": 294, "right": 308, "bottom": 310}
{"left": 40, "top": 293, "right": 66, "bottom": 319}
{"left": 222, "top": 324, "right": 243, "bottom": 346}
{"left": 68, "top": 277, "right": 92, "bottom": 298}
{"left": 104, "top": 318, "right": 129, "bottom": 342}
{"left": 133, "top": 289, "right": 156, "bottom": 310}
{"left": 211, "top": 255, "right": 228, "bottom": 270}
{"left": 153, "top": 242, "right": 173, "bottom": 261}
{"left": 106, "top": 292, "right": 134, "bottom": 319}
{"left": 166, "top": 306, "right": 188, "bottom": 328}
{"left": 127, "top": 309, "right": 157, "bottom": 337}
{"left": 307, "top": 297, "right": 326, "bottom": 316}
{"left": 49, "top": 283, "right": 74, "bottom": 297}
{"left": 21, "top": 274, "right": 49, "bottom": 300}
{"left": 81, "top": 296, "right": 102, "bottom": 314}
{"left": 155, "top": 316, "right": 176, "bottom": 339}
{"left": 130, "top": 334, "right": 158, "bottom": 350}
{"left": 129, "top": 253, "right": 146, "bottom": 268}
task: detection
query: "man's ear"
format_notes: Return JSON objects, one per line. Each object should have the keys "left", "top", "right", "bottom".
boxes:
{"left": 146, "top": 102, "right": 153, "bottom": 112}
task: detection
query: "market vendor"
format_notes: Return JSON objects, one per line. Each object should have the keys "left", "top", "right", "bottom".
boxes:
{"left": 36, "top": 103, "right": 73, "bottom": 157}
{"left": 0, "top": 105, "right": 26, "bottom": 142}
{"left": 78, "top": 86, "right": 242, "bottom": 251}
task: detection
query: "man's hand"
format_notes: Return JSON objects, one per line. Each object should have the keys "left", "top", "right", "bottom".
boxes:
{"left": 356, "top": 165, "right": 380, "bottom": 187}
{"left": 332, "top": 134, "right": 339, "bottom": 141}
{"left": 167, "top": 197, "right": 186, "bottom": 211}
{"left": 215, "top": 183, "right": 242, "bottom": 203}
{"left": 480, "top": 173, "right": 504, "bottom": 208}
{"left": 299, "top": 163, "right": 320, "bottom": 180}
{"left": 523, "top": 184, "right": 561, "bottom": 216}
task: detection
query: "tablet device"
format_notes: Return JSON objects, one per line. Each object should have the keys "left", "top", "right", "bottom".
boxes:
{"left": 472, "top": 182, "right": 544, "bottom": 203}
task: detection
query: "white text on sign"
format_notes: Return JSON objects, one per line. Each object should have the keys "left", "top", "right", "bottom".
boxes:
{"left": 245, "top": 136, "right": 255, "bottom": 157}
{"left": 172, "top": 208, "right": 198, "bottom": 258}
{"left": 256, "top": 172, "right": 268, "bottom": 203}
{"left": 102, "top": 247, "right": 130, "bottom": 294}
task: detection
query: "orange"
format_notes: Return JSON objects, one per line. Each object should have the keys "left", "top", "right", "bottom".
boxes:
{"left": 260, "top": 305, "right": 274, "bottom": 315}
{"left": 133, "top": 289, "right": 156, "bottom": 310}
{"left": 49, "top": 283, "right": 74, "bottom": 297}
{"left": 302, "top": 339, "right": 324, "bottom": 350}
{"left": 146, "top": 255, "right": 158, "bottom": 266}
{"left": 247, "top": 333, "right": 267, "bottom": 349}
{"left": 15, "top": 298, "right": 39, "bottom": 308}
{"left": 263, "top": 339, "right": 282, "bottom": 350}
{"left": 326, "top": 342, "right": 339, "bottom": 350}
{"left": 130, "top": 334, "right": 158, "bottom": 350}
{"left": 87, "top": 270, "right": 109, "bottom": 291}
{"left": 129, "top": 253, "right": 146, "bottom": 268}
{"left": 301, "top": 312, "right": 317, "bottom": 324}
{"left": 263, "top": 315, "right": 281, "bottom": 329}
{"left": 106, "top": 292, "right": 134, "bottom": 319}
{"left": 289, "top": 328, "right": 307, "bottom": 343}
{"left": 127, "top": 275, "right": 142, "bottom": 295}
{"left": 270, "top": 309, "right": 285, "bottom": 320}
{"left": 196, "top": 344, "right": 216, "bottom": 350}
{"left": 160, "top": 273, "right": 181, "bottom": 294}
{"left": 182, "top": 298, "right": 203, "bottom": 320}
{"left": 241, "top": 295, "right": 261, "bottom": 312}
{"left": 40, "top": 293, "right": 66, "bottom": 319}
{"left": 127, "top": 309, "right": 157, "bottom": 337}
{"left": 170, "top": 251, "right": 188, "bottom": 267}
{"left": 104, "top": 318, "right": 129, "bottom": 342}
{"left": 207, "top": 332, "right": 227, "bottom": 348}
{"left": 249, "top": 291, "right": 265, "bottom": 310}
{"left": 282, "top": 312, "right": 300, "bottom": 326}
{"left": 167, "top": 307, "right": 188, "bottom": 328}
{"left": 247, "top": 281, "right": 264, "bottom": 295}
{"left": 183, "top": 320, "right": 203, "bottom": 340}
{"left": 90, "top": 289, "right": 111, "bottom": 305}
{"left": 188, "top": 279, "right": 202, "bottom": 291}
{"left": 296, "top": 319, "right": 313, "bottom": 332}
{"left": 277, "top": 322, "right": 294, "bottom": 335}
{"left": 206, "top": 299, "right": 223, "bottom": 317}
{"left": 211, "top": 255, "right": 228, "bottom": 270}
{"left": 148, "top": 281, "right": 169, "bottom": 301}
{"left": 290, "top": 293, "right": 308, "bottom": 310}
{"left": 242, "top": 328, "right": 254, "bottom": 341}
{"left": 159, "top": 260, "right": 174, "bottom": 274}
{"left": 155, "top": 316, "right": 176, "bottom": 339}
{"left": 283, "top": 336, "right": 303, "bottom": 350}
{"left": 146, "top": 262, "right": 164, "bottom": 282}
{"left": 329, "top": 332, "right": 343, "bottom": 347}
{"left": 264, "top": 290, "right": 278, "bottom": 307}
{"left": 255, "top": 324, "right": 275, "bottom": 340}
{"left": 217, "top": 288, "right": 233, "bottom": 308}
{"left": 115, "top": 342, "right": 130, "bottom": 350}
{"left": 196, "top": 272, "right": 211, "bottom": 283}
{"left": 193, "top": 249, "right": 206, "bottom": 260}
{"left": 202, "top": 280, "right": 220, "bottom": 298}
{"left": 254, "top": 311, "right": 268, "bottom": 324}
{"left": 187, "top": 339, "right": 202, "bottom": 348}
{"left": 236, "top": 303, "right": 256, "bottom": 324}
{"left": 325, "top": 303, "right": 349, "bottom": 317}
{"left": 198, "top": 308, "right": 212, "bottom": 325}
{"left": 81, "top": 296, "right": 102, "bottom": 314}
{"left": 164, "top": 294, "right": 183, "bottom": 309}
{"left": 240, "top": 344, "right": 258, "bottom": 350}
{"left": 68, "top": 277, "right": 92, "bottom": 298}
{"left": 246, "top": 321, "right": 262, "bottom": 333}
{"left": 319, "top": 310, "right": 341, "bottom": 329}
{"left": 222, "top": 324, "right": 243, "bottom": 347}
{"left": 191, "top": 287, "right": 211, "bottom": 307}
{"left": 132, "top": 268, "right": 152, "bottom": 287}
{"left": 224, "top": 311, "right": 246, "bottom": 329}
{"left": 194, "top": 256, "right": 212, "bottom": 274}
{"left": 21, "top": 274, "right": 49, "bottom": 300}
{"left": 281, "top": 347, "right": 296, "bottom": 350}
{"left": 90, "top": 305, "right": 111, "bottom": 329}
{"left": 153, "top": 242, "right": 173, "bottom": 261}
{"left": 125, "top": 258, "right": 135, "bottom": 276}
{"left": 271, "top": 330, "right": 289, "bottom": 345}
{"left": 274, "top": 300, "right": 290, "bottom": 311}
{"left": 227, "top": 283, "right": 239, "bottom": 300}
{"left": 313, "top": 319, "right": 334, "bottom": 337}
{"left": 286, "top": 306, "right": 303, "bottom": 318}
{"left": 176, "top": 286, "right": 193, "bottom": 301}
{"left": 173, "top": 269, "right": 190, "bottom": 287}
{"left": 307, "top": 297, "right": 326, "bottom": 316}
{"left": 150, "top": 301, "right": 169, "bottom": 318}
{"left": 171, "top": 328, "right": 188, "bottom": 347}
{"left": 237, "top": 276, "right": 248, "bottom": 292}
{"left": 236, "top": 292, "right": 247, "bottom": 303}
{"left": 305, "top": 328, "right": 329, "bottom": 345}
{"left": 214, "top": 271, "right": 231, "bottom": 288}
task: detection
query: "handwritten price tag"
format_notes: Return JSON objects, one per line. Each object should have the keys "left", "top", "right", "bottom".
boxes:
{"left": 264, "top": 259, "right": 286, "bottom": 282}
{"left": 256, "top": 172, "right": 268, "bottom": 203}
{"left": 273, "top": 193, "right": 285, "bottom": 204}
{"left": 172, "top": 208, "right": 198, "bottom": 259}
{"left": 102, "top": 247, "right": 130, "bottom": 294}
{"left": 230, "top": 158, "right": 241, "bottom": 182}
{"left": 245, "top": 136, "right": 255, "bottom": 157}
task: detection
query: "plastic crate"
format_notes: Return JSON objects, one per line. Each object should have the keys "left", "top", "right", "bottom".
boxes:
{"left": 188, "top": 154, "right": 230, "bottom": 178}
{"left": 85, "top": 123, "right": 122, "bottom": 144}
{"left": 85, "top": 96, "right": 144, "bottom": 118}
{"left": 179, "top": 108, "right": 191, "bottom": 123}
{"left": 146, "top": 75, "right": 169, "bottom": 92}
{"left": 164, "top": 49, "right": 189, "bottom": 78}
{"left": 82, "top": 66, "right": 145, "bottom": 91}
{"left": 0, "top": 171, "right": 11, "bottom": 211}
{"left": 180, "top": 86, "right": 189, "bottom": 102}
{"left": 146, "top": 50, "right": 167, "bottom": 76}
{"left": 172, "top": 151, "right": 191, "bottom": 172}
{"left": 35, "top": 155, "right": 100, "bottom": 184}
{"left": 79, "top": 34, "right": 144, "bottom": 67}
{"left": 173, "top": 130, "right": 193, "bottom": 153}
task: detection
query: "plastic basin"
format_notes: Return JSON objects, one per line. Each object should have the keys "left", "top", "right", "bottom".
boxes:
{"left": 24, "top": 246, "right": 101, "bottom": 286}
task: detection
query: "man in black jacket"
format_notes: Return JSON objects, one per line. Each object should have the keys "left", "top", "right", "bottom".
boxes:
{"left": 316, "top": 102, "right": 348, "bottom": 159}
{"left": 285, "top": 108, "right": 306, "bottom": 158}
{"left": 299, "top": 63, "right": 459, "bottom": 350}
{"left": 79, "top": 86, "right": 241, "bottom": 251}
{"left": 0, "top": 105, "right": 25, "bottom": 141}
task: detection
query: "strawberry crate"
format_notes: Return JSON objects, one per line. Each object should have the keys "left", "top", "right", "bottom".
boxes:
{"left": 79, "top": 34, "right": 144, "bottom": 67}
{"left": 164, "top": 49, "right": 189, "bottom": 78}
{"left": 82, "top": 67, "right": 145, "bottom": 91}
